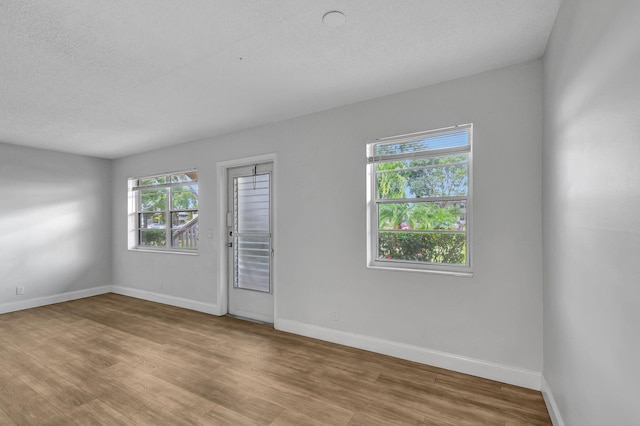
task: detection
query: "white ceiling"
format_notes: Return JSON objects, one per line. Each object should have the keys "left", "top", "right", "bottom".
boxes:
{"left": 0, "top": 1, "right": 561, "bottom": 159}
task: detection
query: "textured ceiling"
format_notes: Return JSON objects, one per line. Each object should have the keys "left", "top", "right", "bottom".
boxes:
{"left": 0, "top": 1, "right": 561, "bottom": 159}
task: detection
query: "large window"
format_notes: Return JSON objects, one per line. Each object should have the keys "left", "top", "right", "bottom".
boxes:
{"left": 129, "top": 170, "right": 199, "bottom": 251}
{"left": 366, "top": 124, "right": 472, "bottom": 274}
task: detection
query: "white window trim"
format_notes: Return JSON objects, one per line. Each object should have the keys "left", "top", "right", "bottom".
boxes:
{"left": 366, "top": 124, "right": 473, "bottom": 276}
{"left": 128, "top": 169, "right": 199, "bottom": 254}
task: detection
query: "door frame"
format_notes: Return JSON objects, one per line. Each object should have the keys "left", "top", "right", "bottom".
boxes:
{"left": 216, "top": 153, "right": 278, "bottom": 325}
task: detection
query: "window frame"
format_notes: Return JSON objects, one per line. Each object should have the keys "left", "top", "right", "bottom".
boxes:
{"left": 128, "top": 169, "right": 199, "bottom": 254}
{"left": 366, "top": 124, "right": 473, "bottom": 276}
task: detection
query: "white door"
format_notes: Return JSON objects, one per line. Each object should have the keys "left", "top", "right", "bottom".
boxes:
{"left": 227, "top": 162, "right": 274, "bottom": 323}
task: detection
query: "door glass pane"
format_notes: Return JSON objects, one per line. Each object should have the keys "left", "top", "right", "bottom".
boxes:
{"left": 235, "top": 174, "right": 270, "bottom": 233}
{"left": 234, "top": 172, "right": 271, "bottom": 293}
{"left": 234, "top": 236, "right": 270, "bottom": 292}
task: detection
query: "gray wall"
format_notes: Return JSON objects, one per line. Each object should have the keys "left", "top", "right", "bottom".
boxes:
{"left": 113, "top": 60, "right": 544, "bottom": 373}
{"left": 0, "top": 143, "right": 112, "bottom": 309}
{"left": 543, "top": 0, "right": 640, "bottom": 424}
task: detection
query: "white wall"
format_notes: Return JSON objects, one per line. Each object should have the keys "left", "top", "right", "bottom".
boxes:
{"left": 113, "top": 60, "right": 544, "bottom": 381}
{"left": 543, "top": 0, "right": 640, "bottom": 424}
{"left": 0, "top": 143, "right": 112, "bottom": 312}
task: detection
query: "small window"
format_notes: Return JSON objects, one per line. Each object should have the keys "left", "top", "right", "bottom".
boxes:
{"left": 129, "top": 170, "right": 199, "bottom": 252}
{"left": 366, "top": 124, "right": 472, "bottom": 275}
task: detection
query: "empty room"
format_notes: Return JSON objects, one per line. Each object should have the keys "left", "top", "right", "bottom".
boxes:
{"left": 1, "top": 0, "right": 638, "bottom": 425}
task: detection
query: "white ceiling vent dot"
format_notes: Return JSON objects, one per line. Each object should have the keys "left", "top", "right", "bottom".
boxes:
{"left": 323, "top": 11, "right": 346, "bottom": 28}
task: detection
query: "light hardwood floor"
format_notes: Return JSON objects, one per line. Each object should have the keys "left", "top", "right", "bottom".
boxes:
{"left": 0, "top": 294, "right": 551, "bottom": 425}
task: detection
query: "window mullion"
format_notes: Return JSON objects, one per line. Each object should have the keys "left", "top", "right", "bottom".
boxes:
{"left": 136, "top": 185, "right": 142, "bottom": 232}
{"left": 378, "top": 229, "right": 466, "bottom": 234}
{"left": 376, "top": 196, "right": 468, "bottom": 204}
{"left": 373, "top": 163, "right": 381, "bottom": 261}
{"left": 166, "top": 183, "right": 172, "bottom": 248}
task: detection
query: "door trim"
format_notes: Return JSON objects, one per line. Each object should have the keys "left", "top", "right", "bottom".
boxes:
{"left": 216, "top": 153, "right": 278, "bottom": 326}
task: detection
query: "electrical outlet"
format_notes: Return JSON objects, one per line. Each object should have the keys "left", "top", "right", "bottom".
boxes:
{"left": 331, "top": 310, "right": 340, "bottom": 321}
{"left": 16, "top": 286, "right": 25, "bottom": 295}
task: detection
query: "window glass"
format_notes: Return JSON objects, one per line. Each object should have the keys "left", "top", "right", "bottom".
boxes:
{"left": 139, "top": 176, "right": 166, "bottom": 186}
{"left": 140, "top": 189, "right": 166, "bottom": 212}
{"left": 129, "top": 170, "right": 199, "bottom": 251}
{"left": 367, "top": 125, "right": 472, "bottom": 273}
{"left": 171, "top": 173, "right": 197, "bottom": 183}
{"left": 171, "top": 186, "right": 198, "bottom": 210}
{"left": 376, "top": 154, "right": 469, "bottom": 199}
{"left": 140, "top": 213, "right": 166, "bottom": 229}
{"left": 378, "top": 232, "right": 466, "bottom": 264}
{"left": 139, "top": 229, "right": 167, "bottom": 247}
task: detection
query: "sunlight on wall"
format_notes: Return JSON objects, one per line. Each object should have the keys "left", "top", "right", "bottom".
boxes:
{"left": 0, "top": 143, "right": 111, "bottom": 304}
{"left": 2, "top": 200, "right": 88, "bottom": 288}
{"left": 551, "top": 2, "right": 640, "bottom": 234}
{"left": 556, "top": 4, "right": 640, "bottom": 129}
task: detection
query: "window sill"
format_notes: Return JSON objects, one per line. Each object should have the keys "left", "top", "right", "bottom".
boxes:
{"left": 129, "top": 247, "right": 199, "bottom": 256}
{"left": 367, "top": 263, "right": 473, "bottom": 277}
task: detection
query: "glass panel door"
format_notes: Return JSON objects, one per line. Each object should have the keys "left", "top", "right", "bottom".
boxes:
{"left": 234, "top": 173, "right": 271, "bottom": 292}
{"left": 227, "top": 162, "right": 274, "bottom": 324}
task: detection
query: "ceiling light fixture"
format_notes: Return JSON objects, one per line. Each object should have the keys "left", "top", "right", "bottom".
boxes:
{"left": 322, "top": 11, "right": 346, "bottom": 28}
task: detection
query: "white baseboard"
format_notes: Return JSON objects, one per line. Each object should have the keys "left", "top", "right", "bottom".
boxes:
{"left": 0, "top": 285, "right": 220, "bottom": 316}
{"left": 276, "top": 318, "right": 542, "bottom": 390}
{"left": 0, "top": 286, "right": 111, "bottom": 314}
{"left": 110, "top": 286, "right": 220, "bottom": 315}
{"left": 541, "top": 376, "right": 565, "bottom": 426}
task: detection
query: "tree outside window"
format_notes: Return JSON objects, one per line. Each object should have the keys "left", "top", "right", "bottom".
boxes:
{"left": 367, "top": 125, "right": 472, "bottom": 273}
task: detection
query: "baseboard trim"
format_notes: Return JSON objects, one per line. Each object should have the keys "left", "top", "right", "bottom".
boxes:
{"left": 0, "top": 286, "right": 112, "bottom": 314}
{"left": 276, "top": 319, "right": 542, "bottom": 390}
{"left": 541, "top": 376, "right": 565, "bottom": 426}
{"left": 110, "top": 286, "right": 219, "bottom": 315}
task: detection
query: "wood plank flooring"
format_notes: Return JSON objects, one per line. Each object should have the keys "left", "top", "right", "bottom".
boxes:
{"left": 0, "top": 294, "right": 551, "bottom": 425}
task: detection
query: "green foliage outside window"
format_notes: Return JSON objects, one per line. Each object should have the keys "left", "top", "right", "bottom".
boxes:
{"left": 378, "top": 232, "right": 466, "bottom": 264}
{"left": 375, "top": 153, "right": 468, "bottom": 265}
{"left": 134, "top": 172, "right": 199, "bottom": 250}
